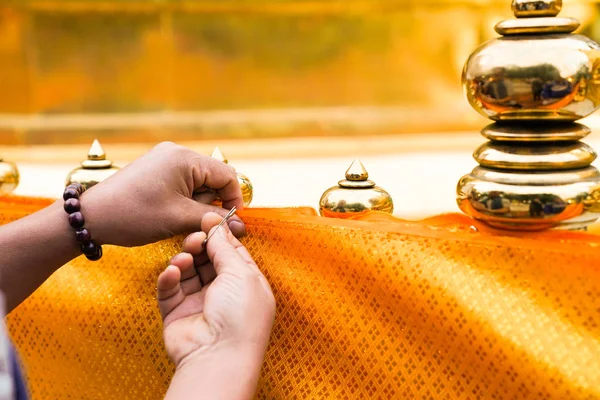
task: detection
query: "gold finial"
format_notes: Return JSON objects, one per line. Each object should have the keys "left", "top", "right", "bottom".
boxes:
{"left": 0, "top": 156, "right": 19, "bottom": 194}
{"left": 87, "top": 139, "right": 106, "bottom": 161}
{"left": 66, "top": 140, "right": 120, "bottom": 190}
{"left": 457, "top": 2, "right": 600, "bottom": 230}
{"left": 211, "top": 147, "right": 229, "bottom": 164}
{"left": 210, "top": 147, "right": 253, "bottom": 207}
{"left": 81, "top": 139, "right": 112, "bottom": 169}
{"left": 512, "top": 0, "right": 562, "bottom": 18}
{"left": 345, "top": 160, "right": 369, "bottom": 181}
{"left": 338, "top": 159, "right": 375, "bottom": 189}
{"left": 319, "top": 160, "right": 393, "bottom": 218}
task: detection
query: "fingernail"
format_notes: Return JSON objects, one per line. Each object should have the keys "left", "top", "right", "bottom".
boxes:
{"left": 228, "top": 220, "right": 246, "bottom": 238}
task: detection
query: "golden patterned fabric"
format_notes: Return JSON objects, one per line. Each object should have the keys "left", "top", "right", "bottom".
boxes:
{"left": 1, "top": 196, "right": 600, "bottom": 399}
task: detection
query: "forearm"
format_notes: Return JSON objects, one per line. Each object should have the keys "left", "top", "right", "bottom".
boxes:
{"left": 0, "top": 200, "right": 80, "bottom": 312}
{"left": 165, "top": 345, "right": 265, "bottom": 400}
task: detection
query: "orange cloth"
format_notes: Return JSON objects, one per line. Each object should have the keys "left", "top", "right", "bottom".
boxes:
{"left": 1, "top": 196, "right": 600, "bottom": 399}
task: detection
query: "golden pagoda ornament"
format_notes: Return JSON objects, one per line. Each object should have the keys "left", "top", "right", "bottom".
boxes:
{"left": 211, "top": 147, "right": 253, "bottom": 207}
{"left": 66, "top": 139, "right": 120, "bottom": 190}
{"left": 0, "top": 155, "right": 19, "bottom": 194}
{"left": 457, "top": 0, "right": 600, "bottom": 230}
{"left": 319, "top": 160, "right": 393, "bottom": 218}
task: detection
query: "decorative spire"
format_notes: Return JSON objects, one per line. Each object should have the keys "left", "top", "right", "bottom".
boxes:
{"left": 210, "top": 147, "right": 228, "bottom": 164}
{"left": 87, "top": 139, "right": 106, "bottom": 161}
{"left": 345, "top": 160, "right": 369, "bottom": 181}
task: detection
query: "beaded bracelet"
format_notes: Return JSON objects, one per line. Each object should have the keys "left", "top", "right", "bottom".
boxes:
{"left": 63, "top": 183, "right": 103, "bottom": 261}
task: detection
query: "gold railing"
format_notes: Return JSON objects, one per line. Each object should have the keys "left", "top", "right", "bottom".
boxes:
{"left": 0, "top": 0, "right": 598, "bottom": 144}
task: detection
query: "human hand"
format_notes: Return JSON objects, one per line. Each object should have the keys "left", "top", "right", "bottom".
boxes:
{"left": 80, "top": 142, "right": 246, "bottom": 247}
{"left": 157, "top": 212, "right": 276, "bottom": 369}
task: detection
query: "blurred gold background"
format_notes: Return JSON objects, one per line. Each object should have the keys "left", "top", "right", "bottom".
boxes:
{"left": 1, "top": 0, "right": 598, "bottom": 145}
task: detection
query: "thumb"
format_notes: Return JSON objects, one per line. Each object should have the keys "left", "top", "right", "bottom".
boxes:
{"left": 203, "top": 215, "right": 248, "bottom": 277}
{"left": 181, "top": 200, "right": 247, "bottom": 238}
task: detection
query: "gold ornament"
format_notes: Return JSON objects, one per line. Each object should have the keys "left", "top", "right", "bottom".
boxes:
{"left": 0, "top": 156, "right": 19, "bottom": 194}
{"left": 66, "top": 139, "right": 120, "bottom": 190}
{"left": 457, "top": 1, "right": 600, "bottom": 230}
{"left": 210, "top": 147, "right": 253, "bottom": 207}
{"left": 512, "top": 0, "right": 562, "bottom": 18}
{"left": 319, "top": 160, "right": 393, "bottom": 218}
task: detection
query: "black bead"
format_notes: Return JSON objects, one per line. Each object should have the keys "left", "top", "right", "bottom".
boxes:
{"left": 85, "top": 246, "right": 103, "bottom": 261}
{"left": 63, "top": 188, "right": 79, "bottom": 201}
{"left": 68, "top": 212, "right": 85, "bottom": 229}
{"left": 81, "top": 241, "right": 98, "bottom": 256}
{"left": 64, "top": 198, "right": 81, "bottom": 214}
{"left": 75, "top": 228, "right": 91, "bottom": 244}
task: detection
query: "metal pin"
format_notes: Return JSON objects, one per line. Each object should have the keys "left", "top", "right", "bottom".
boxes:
{"left": 203, "top": 206, "right": 237, "bottom": 247}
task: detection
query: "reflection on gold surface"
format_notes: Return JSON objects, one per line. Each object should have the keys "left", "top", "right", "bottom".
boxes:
{"left": 0, "top": 0, "right": 597, "bottom": 144}
{"left": 494, "top": 16, "right": 579, "bottom": 35}
{"left": 480, "top": 121, "right": 591, "bottom": 141}
{"left": 463, "top": 34, "right": 600, "bottom": 121}
{"left": 0, "top": 157, "right": 19, "bottom": 194}
{"left": 512, "top": 0, "right": 562, "bottom": 18}
{"left": 457, "top": 166, "right": 600, "bottom": 230}
{"left": 473, "top": 140, "right": 597, "bottom": 170}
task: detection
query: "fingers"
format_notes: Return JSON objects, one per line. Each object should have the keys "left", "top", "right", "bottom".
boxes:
{"left": 189, "top": 155, "right": 244, "bottom": 210}
{"left": 157, "top": 265, "right": 185, "bottom": 319}
{"left": 185, "top": 202, "right": 247, "bottom": 238}
{"left": 202, "top": 212, "right": 259, "bottom": 271}
{"left": 182, "top": 232, "right": 207, "bottom": 256}
{"left": 197, "top": 260, "right": 218, "bottom": 287}
{"left": 169, "top": 253, "right": 202, "bottom": 295}
{"left": 201, "top": 213, "right": 257, "bottom": 277}
{"left": 192, "top": 191, "right": 217, "bottom": 204}
{"left": 181, "top": 231, "right": 217, "bottom": 285}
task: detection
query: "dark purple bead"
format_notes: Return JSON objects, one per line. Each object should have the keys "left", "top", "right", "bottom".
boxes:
{"left": 64, "top": 198, "right": 81, "bottom": 214}
{"left": 63, "top": 187, "right": 79, "bottom": 201}
{"left": 75, "top": 228, "right": 91, "bottom": 244}
{"left": 85, "top": 246, "right": 103, "bottom": 261}
{"left": 67, "top": 182, "right": 80, "bottom": 191}
{"left": 68, "top": 212, "right": 85, "bottom": 229}
{"left": 81, "top": 241, "right": 97, "bottom": 256}
{"left": 67, "top": 182, "right": 85, "bottom": 194}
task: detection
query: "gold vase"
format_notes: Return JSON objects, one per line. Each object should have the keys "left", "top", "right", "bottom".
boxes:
{"left": 457, "top": 0, "right": 600, "bottom": 231}
{"left": 319, "top": 160, "right": 393, "bottom": 218}
{"left": 0, "top": 156, "right": 19, "bottom": 194}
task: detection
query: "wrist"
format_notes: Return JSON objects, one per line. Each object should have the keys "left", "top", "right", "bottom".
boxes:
{"left": 168, "top": 342, "right": 266, "bottom": 400}
{"left": 48, "top": 199, "right": 82, "bottom": 258}
{"left": 77, "top": 185, "right": 109, "bottom": 246}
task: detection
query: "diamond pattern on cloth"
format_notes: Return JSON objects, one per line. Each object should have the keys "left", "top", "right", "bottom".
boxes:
{"left": 1, "top": 196, "right": 600, "bottom": 399}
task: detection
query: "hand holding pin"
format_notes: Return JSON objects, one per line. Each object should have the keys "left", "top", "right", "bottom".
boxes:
{"left": 203, "top": 207, "right": 237, "bottom": 247}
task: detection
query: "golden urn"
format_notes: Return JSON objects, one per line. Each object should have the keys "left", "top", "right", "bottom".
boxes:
{"left": 66, "top": 139, "right": 121, "bottom": 190}
{"left": 210, "top": 147, "right": 253, "bottom": 207}
{"left": 0, "top": 156, "right": 19, "bottom": 194}
{"left": 457, "top": 0, "right": 600, "bottom": 230}
{"left": 319, "top": 160, "right": 393, "bottom": 218}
